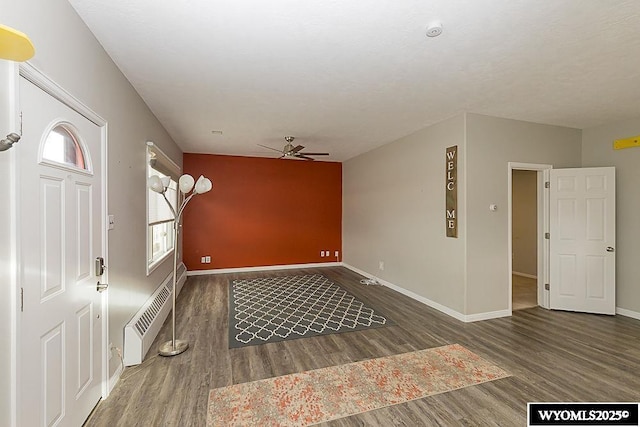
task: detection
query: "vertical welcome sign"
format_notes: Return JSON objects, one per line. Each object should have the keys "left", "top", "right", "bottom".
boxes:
{"left": 445, "top": 146, "right": 458, "bottom": 237}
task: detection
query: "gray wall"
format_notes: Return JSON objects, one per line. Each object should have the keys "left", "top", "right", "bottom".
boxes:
{"left": 0, "top": 61, "right": 15, "bottom": 427}
{"left": 1, "top": 0, "right": 183, "bottom": 414}
{"left": 512, "top": 170, "right": 538, "bottom": 276}
{"left": 343, "top": 114, "right": 467, "bottom": 313}
{"left": 465, "top": 113, "right": 582, "bottom": 315}
{"left": 582, "top": 117, "right": 640, "bottom": 313}
{"left": 343, "top": 113, "right": 584, "bottom": 318}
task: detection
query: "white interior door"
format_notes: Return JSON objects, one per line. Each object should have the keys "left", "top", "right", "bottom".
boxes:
{"left": 549, "top": 167, "right": 616, "bottom": 314}
{"left": 19, "top": 76, "right": 104, "bottom": 426}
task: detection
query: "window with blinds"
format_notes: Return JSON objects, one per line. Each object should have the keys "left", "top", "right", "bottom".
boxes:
{"left": 147, "top": 142, "right": 180, "bottom": 273}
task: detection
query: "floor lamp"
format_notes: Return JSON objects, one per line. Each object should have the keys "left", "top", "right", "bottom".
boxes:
{"left": 148, "top": 173, "right": 212, "bottom": 357}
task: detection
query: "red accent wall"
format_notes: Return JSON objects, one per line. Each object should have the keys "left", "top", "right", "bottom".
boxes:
{"left": 183, "top": 154, "right": 342, "bottom": 270}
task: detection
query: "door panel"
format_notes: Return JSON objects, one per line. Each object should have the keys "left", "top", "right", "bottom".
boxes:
{"left": 19, "top": 76, "right": 104, "bottom": 426}
{"left": 42, "top": 177, "right": 65, "bottom": 300}
{"left": 550, "top": 167, "right": 615, "bottom": 314}
{"left": 558, "top": 254, "right": 576, "bottom": 296}
{"left": 77, "top": 183, "right": 92, "bottom": 281}
{"left": 586, "top": 198, "right": 605, "bottom": 240}
{"left": 42, "top": 323, "right": 64, "bottom": 427}
{"left": 586, "top": 256, "right": 605, "bottom": 298}
{"left": 76, "top": 303, "right": 93, "bottom": 396}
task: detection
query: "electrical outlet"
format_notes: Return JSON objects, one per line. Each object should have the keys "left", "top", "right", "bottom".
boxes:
{"left": 379, "top": 261, "right": 384, "bottom": 271}
{"left": 320, "top": 251, "right": 325, "bottom": 257}
{"left": 334, "top": 251, "right": 339, "bottom": 258}
{"left": 205, "top": 256, "right": 211, "bottom": 263}
{"left": 201, "top": 256, "right": 206, "bottom": 263}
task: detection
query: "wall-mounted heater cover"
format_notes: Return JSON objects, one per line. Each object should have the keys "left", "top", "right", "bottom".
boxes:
{"left": 124, "top": 263, "right": 187, "bottom": 366}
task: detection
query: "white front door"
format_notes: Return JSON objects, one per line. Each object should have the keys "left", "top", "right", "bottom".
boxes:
{"left": 549, "top": 167, "right": 616, "bottom": 314}
{"left": 19, "top": 76, "right": 105, "bottom": 426}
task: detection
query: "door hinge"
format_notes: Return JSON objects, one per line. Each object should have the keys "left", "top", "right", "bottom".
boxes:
{"left": 545, "top": 232, "right": 550, "bottom": 239}
{"left": 20, "top": 287, "right": 24, "bottom": 312}
{"left": 19, "top": 111, "right": 23, "bottom": 135}
{"left": 545, "top": 283, "right": 550, "bottom": 290}
{"left": 545, "top": 181, "right": 550, "bottom": 189}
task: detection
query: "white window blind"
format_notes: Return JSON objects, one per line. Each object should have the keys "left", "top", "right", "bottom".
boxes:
{"left": 147, "top": 142, "right": 180, "bottom": 225}
{"left": 148, "top": 169, "right": 177, "bottom": 225}
{"left": 148, "top": 143, "right": 180, "bottom": 181}
{"left": 146, "top": 142, "right": 181, "bottom": 272}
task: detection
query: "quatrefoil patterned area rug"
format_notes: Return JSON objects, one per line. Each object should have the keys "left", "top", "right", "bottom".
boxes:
{"left": 229, "top": 274, "right": 393, "bottom": 348}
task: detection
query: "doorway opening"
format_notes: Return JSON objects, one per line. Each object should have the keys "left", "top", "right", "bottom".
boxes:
{"left": 507, "top": 162, "right": 552, "bottom": 313}
{"left": 512, "top": 170, "right": 538, "bottom": 310}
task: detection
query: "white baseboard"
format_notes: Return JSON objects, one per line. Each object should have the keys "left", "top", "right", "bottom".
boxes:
{"left": 465, "top": 309, "right": 513, "bottom": 322}
{"left": 342, "top": 263, "right": 508, "bottom": 323}
{"left": 108, "top": 362, "right": 123, "bottom": 395}
{"left": 616, "top": 307, "right": 640, "bottom": 321}
{"left": 512, "top": 271, "right": 537, "bottom": 279}
{"left": 187, "top": 262, "right": 342, "bottom": 276}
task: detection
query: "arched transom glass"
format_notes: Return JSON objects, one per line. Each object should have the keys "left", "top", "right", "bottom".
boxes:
{"left": 42, "top": 124, "right": 87, "bottom": 170}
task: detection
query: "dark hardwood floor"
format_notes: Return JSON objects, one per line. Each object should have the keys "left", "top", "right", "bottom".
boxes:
{"left": 86, "top": 266, "right": 640, "bottom": 426}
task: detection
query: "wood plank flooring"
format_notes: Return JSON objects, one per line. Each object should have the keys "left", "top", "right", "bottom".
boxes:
{"left": 512, "top": 274, "right": 538, "bottom": 311}
{"left": 86, "top": 266, "right": 640, "bottom": 426}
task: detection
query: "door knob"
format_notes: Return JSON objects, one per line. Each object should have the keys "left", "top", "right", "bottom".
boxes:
{"left": 606, "top": 246, "right": 615, "bottom": 252}
{"left": 97, "top": 281, "right": 108, "bottom": 292}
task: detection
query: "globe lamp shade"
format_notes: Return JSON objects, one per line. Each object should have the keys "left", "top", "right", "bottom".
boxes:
{"left": 194, "top": 175, "right": 213, "bottom": 194}
{"left": 148, "top": 175, "right": 164, "bottom": 193}
{"left": 179, "top": 174, "right": 195, "bottom": 194}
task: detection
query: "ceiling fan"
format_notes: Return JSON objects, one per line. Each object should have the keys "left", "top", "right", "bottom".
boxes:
{"left": 258, "top": 136, "right": 329, "bottom": 161}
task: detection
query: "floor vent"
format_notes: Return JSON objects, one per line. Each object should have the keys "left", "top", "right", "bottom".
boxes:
{"left": 124, "top": 263, "right": 187, "bottom": 366}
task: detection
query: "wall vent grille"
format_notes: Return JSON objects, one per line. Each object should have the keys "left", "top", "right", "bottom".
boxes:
{"left": 134, "top": 286, "right": 170, "bottom": 336}
{"left": 124, "top": 263, "right": 187, "bottom": 366}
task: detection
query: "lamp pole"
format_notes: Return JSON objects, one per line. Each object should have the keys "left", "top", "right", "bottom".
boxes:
{"left": 149, "top": 173, "right": 212, "bottom": 357}
{"left": 158, "top": 218, "right": 188, "bottom": 356}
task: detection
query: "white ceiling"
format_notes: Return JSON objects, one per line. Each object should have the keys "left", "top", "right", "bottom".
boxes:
{"left": 68, "top": 0, "right": 640, "bottom": 161}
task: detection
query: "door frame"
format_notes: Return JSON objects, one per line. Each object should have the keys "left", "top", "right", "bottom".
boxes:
{"left": 10, "top": 62, "right": 110, "bottom": 426}
{"left": 507, "top": 162, "right": 552, "bottom": 312}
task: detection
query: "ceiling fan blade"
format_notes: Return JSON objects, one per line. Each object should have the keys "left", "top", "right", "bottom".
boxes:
{"left": 290, "top": 145, "right": 305, "bottom": 154}
{"left": 258, "top": 144, "right": 284, "bottom": 153}
{"left": 299, "top": 152, "right": 329, "bottom": 156}
{"left": 296, "top": 155, "right": 315, "bottom": 161}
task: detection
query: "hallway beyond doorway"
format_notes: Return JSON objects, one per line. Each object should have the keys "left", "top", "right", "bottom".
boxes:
{"left": 513, "top": 274, "right": 537, "bottom": 310}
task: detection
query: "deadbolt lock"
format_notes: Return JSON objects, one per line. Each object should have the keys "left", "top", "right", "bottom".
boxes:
{"left": 95, "top": 257, "right": 106, "bottom": 276}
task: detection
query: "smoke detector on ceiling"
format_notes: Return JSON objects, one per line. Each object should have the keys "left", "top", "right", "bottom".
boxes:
{"left": 426, "top": 21, "right": 443, "bottom": 37}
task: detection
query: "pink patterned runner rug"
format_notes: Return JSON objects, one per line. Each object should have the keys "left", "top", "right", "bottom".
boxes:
{"left": 207, "top": 344, "right": 510, "bottom": 426}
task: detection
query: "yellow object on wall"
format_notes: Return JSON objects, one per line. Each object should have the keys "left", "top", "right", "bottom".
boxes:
{"left": 613, "top": 135, "right": 640, "bottom": 150}
{"left": 0, "top": 24, "right": 35, "bottom": 62}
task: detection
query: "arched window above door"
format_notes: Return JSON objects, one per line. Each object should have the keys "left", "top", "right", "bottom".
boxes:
{"left": 41, "top": 123, "right": 90, "bottom": 171}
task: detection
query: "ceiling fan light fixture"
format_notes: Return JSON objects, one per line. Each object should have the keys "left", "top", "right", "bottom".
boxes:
{"left": 283, "top": 143, "right": 295, "bottom": 154}
{"left": 257, "top": 136, "right": 329, "bottom": 161}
